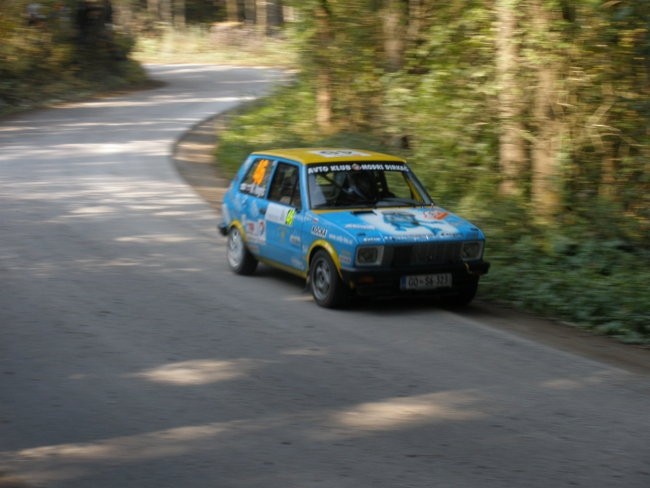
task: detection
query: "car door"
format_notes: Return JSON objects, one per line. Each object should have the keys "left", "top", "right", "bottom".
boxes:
{"left": 264, "top": 161, "right": 307, "bottom": 271}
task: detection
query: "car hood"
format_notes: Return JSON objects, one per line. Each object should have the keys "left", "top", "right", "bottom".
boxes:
{"left": 314, "top": 207, "right": 484, "bottom": 244}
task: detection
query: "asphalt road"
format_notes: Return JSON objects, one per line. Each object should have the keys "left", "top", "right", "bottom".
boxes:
{"left": 1, "top": 65, "right": 649, "bottom": 488}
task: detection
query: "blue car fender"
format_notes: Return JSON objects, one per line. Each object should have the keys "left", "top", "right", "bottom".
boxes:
{"left": 306, "top": 238, "right": 345, "bottom": 279}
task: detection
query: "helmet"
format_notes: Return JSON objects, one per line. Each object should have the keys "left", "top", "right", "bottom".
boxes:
{"left": 349, "top": 171, "right": 377, "bottom": 201}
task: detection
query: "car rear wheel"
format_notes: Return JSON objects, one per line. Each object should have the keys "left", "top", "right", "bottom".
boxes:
{"left": 227, "top": 227, "right": 258, "bottom": 275}
{"left": 309, "top": 250, "right": 350, "bottom": 308}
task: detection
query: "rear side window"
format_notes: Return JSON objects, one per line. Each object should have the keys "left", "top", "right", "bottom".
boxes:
{"left": 240, "top": 158, "right": 273, "bottom": 197}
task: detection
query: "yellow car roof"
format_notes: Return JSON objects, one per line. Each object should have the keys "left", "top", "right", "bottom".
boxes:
{"left": 252, "top": 148, "right": 406, "bottom": 165}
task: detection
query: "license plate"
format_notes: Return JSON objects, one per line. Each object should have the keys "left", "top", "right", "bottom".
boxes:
{"left": 401, "top": 273, "right": 452, "bottom": 290}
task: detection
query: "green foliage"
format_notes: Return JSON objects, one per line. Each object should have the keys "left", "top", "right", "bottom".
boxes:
{"left": 381, "top": 2, "right": 498, "bottom": 206}
{"left": 288, "top": 0, "right": 385, "bottom": 131}
{"left": 216, "top": 79, "right": 391, "bottom": 177}
{"left": 538, "top": 0, "right": 650, "bottom": 238}
{"left": 480, "top": 231, "right": 650, "bottom": 342}
{"left": 0, "top": 0, "right": 145, "bottom": 114}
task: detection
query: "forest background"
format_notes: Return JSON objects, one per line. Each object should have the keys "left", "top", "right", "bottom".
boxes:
{"left": 1, "top": 0, "right": 648, "bottom": 342}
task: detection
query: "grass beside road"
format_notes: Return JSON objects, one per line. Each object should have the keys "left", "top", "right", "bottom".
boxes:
{"left": 132, "top": 25, "right": 297, "bottom": 67}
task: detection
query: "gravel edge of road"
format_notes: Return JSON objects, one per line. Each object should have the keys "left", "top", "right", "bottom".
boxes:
{"left": 171, "top": 113, "right": 650, "bottom": 377}
{"left": 172, "top": 111, "right": 235, "bottom": 214}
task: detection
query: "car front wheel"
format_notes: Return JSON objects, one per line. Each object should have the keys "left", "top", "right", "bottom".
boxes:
{"left": 309, "top": 250, "right": 350, "bottom": 308}
{"left": 226, "top": 227, "right": 258, "bottom": 275}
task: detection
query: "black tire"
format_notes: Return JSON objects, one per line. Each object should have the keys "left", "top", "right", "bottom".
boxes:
{"left": 226, "top": 227, "right": 258, "bottom": 275}
{"left": 309, "top": 250, "right": 350, "bottom": 308}
{"left": 445, "top": 277, "right": 479, "bottom": 307}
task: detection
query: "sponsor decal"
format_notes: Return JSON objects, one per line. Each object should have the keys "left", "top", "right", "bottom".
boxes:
{"left": 309, "top": 150, "right": 370, "bottom": 158}
{"left": 240, "top": 182, "right": 267, "bottom": 197}
{"left": 345, "top": 223, "right": 375, "bottom": 230}
{"left": 285, "top": 208, "right": 296, "bottom": 226}
{"left": 244, "top": 218, "right": 266, "bottom": 244}
{"left": 339, "top": 252, "right": 352, "bottom": 265}
{"left": 266, "top": 203, "right": 296, "bottom": 226}
{"left": 252, "top": 159, "right": 271, "bottom": 185}
{"left": 291, "top": 257, "right": 305, "bottom": 270}
{"left": 307, "top": 162, "right": 408, "bottom": 174}
{"left": 290, "top": 235, "right": 301, "bottom": 246}
{"left": 311, "top": 225, "right": 328, "bottom": 238}
{"left": 328, "top": 233, "right": 354, "bottom": 246}
{"left": 353, "top": 210, "right": 461, "bottom": 238}
{"left": 421, "top": 210, "right": 449, "bottom": 221}
{"left": 308, "top": 164, "right": 352, "bottom": 174}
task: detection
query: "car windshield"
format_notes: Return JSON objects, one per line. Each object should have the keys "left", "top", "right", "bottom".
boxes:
{"left": 307, "top": 162, "right": 433, "bottom": 210}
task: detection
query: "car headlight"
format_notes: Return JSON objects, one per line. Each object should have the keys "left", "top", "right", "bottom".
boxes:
{"left": 461, "top": 241, "right": 483, "bottom": 261}
{"left": 356, "top": 246, "right": 384, "bottom": 266}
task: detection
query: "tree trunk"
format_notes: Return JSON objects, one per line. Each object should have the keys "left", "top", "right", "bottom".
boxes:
{"left": 256, "top": 0, "right": 267, "bottom": 34}
{"left": 407, "top": 0, "right": 422, "bottom": 44}
{"left": 244, "top": 0, "right": 255, "bottom": 24}
{"left": 113, "top": 0, "right": 134, "bottom": 30}
{"left": 316, "top": 70, "right": 333, "bottom": 133}
{"left": 531, "top": 66, "right": 562, "bottom": 219}
{"left": 147, "top": 0, "right": 172, "bottom": 24}
{"left": 495, "top": 0, "right": 526, "bottom": 197}
{"left": 173, "top": 0, "right": 185, "bottom": 28}
{"left": 382, "top": 0, "right": 404, "bottom": 72}
{"left": 147, "top": 0, "right": 160, "bottom": 22}
{"left": 159, "top": 0, "right": 172, "bottom": 24}
{"left": 599, "top": 148, "right": 617, "bottom": 200}
{"left": 225, "top": 0, "right": 239, "bottom": 22}
{"left": 315, "top": 0, "right": 334, "bottom": 133}
{"left": 267, "top": 0, "right": 283, "bottom": 32}
{"left": 530, "top": 1, "right": 563, "bottom": 220}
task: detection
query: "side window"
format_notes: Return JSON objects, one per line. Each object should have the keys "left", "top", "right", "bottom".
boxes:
{"left": 268, "top": 163, "right": 301, "bottom": 209}
{"left": 241, "top": 158, "right": 273, "bottom": 197}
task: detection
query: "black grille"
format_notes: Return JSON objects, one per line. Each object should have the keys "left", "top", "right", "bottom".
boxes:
{"left": 389, "top": 242, "right": 462, "bottom": 267}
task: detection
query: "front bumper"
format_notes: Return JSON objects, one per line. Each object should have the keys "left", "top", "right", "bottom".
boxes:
{"left": 217, "top": 222, "right": 228, "bottom": 236}
{"left": 340, "top": 260, "right": 490, "bottom": 296}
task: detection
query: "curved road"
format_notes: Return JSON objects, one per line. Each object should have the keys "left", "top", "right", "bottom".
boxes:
{"left": 1, "top": 65, "right": 648, "bottom": 488}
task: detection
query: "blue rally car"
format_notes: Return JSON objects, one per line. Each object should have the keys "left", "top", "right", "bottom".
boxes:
{"left": 218, "top": 148, "right": 489, "bottom": 308}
